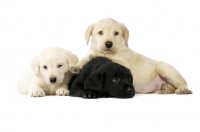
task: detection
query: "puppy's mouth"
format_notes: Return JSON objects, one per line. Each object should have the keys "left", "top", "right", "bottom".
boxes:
{"left": 101, "top": 48, "right": 115, "bottom": 54}
{"left": 117, "top": 93, "right": 134, "bottom": 98}
{"left": 108, "top": 91, "right": 134, "bottom": 98}
{"left": 46, "top": 81, "right": 58, "bottom": 85}
{"left": 105, "top": 48, "right": 112, "bottom": 50}
{"left": 116, "top": 90, "right": 135, "bottom": 98}
{"left": 105, "top": 48, "right": 112, "bottom": 52}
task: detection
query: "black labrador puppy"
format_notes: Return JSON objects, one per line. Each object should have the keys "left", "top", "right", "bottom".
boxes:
{"left": 69, "top": 56, "right": 135, "bottom": 98}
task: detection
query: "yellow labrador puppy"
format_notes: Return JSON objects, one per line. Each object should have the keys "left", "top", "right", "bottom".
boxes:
{"left": 18, "top": 47, "right": 78, "bottom": 97}
{"left": 70, "top": 18, "right": 192, "bottom": 94}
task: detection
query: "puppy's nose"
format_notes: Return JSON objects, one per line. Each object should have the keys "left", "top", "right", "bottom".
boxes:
{"left": 50, "top": 77, "right": 56, "bottom": 83}
{"left": 105, "top": 41, "right": 113, "bottom": 48}
{"left": 126, "top": 87, "right": 133, "bottom": 93}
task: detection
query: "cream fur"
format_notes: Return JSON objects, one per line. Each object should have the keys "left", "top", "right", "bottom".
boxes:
{"left": 70, "top": 18, "right": 192, "bottom": 94}
{"left": 17, "top": 47, "right": 79, "bottom": 97}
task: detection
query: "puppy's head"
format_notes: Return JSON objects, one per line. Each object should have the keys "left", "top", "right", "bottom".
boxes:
{"left": 84, "top": 62, "right": 135, "bottom": 98}
{"left": 85, "top": 18, "right": 129, "bottom": 54}
{"left": 31, "top": 47, "right": 78, "bottom": 85}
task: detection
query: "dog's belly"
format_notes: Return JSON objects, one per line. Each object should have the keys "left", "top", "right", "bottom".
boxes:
{"left": 135, "top": 75, "right": 167, "bottom": 94}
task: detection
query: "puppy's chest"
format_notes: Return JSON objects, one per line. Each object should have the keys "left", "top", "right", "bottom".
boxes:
{"left": 43, "top": 85, "right": 57, "bottom": 95}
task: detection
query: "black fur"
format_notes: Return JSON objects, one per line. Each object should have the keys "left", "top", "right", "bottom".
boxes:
{"left": 69, "top": 57, "right": 135, "bottom": 98}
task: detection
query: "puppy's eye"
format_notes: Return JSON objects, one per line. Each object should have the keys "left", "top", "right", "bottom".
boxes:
{"left": 43, "top": 65, "right": 47, "bottom": 69}
{"left": 113, "top": 77, "right": 120, "bottom": 83}
{"left": 98, "top": 31, "right": 103, "bottom": 35}
{"left": 114, "top": 31, "right": 118, "bottom": 36}
{"left": 57, "top": 64, "right": 62, "bottom": 68}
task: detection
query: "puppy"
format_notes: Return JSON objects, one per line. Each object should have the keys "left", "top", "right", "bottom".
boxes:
{"left": 69, "top": 56, "right": 135, "bottom": 98}
{"left": 70, "top": 18, "right": 192, "bottom": 94}
{"left": 17, "top": 47, "right": 79, "bottom": 97}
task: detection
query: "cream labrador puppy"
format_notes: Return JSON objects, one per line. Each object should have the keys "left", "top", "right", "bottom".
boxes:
{"left": 18, "top": 47, "right": 79, "bottom": 97}
{"left": 70, "top": 18, "right": 192, "bottom": 94}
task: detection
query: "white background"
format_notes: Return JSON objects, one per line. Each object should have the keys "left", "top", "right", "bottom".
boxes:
{"left": 0, "top": 0, "right": 200, "bottom": 132}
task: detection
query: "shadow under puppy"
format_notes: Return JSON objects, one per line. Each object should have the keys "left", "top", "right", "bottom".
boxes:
{"left": 69, "top": 56, "right": 135, "bottom": 98}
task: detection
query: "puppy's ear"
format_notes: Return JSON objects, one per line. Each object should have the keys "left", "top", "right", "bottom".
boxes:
{"left": 31, "top": 56, "right": 40, "bottom": 76}
{"left": 84, "top": 71, "right": 106, "bottom": 92}
{"left": 65, "top": 51, "right": 79, "bottom": 67}
{"left": 85, "top": 23, "right": 95, "bottom": 45}
{"left": 120, "top": 23, "right": 129, "bottom": 47}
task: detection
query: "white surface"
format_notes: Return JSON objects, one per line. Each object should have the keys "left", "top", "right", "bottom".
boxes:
{"left": 0, "top": 0, "right": 200, "bottom": 132}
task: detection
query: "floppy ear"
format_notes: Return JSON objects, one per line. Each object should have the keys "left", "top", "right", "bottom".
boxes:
{"left": 120, "top": 23, "right": 129, "bottom": 47}
{"left": 65, "top": 51, "right": 79, "bottom": 67}
{"left": 84, "top": 71, "right": 105, "bottom": 92}
{"left": 126, "top": 67, "right": 133, "bottom": 83}
{"left": 31, "top": 56, "right": 40, "bottom": 76}
{"left": 85, "top": 23, "right": 95, "bottom": 45}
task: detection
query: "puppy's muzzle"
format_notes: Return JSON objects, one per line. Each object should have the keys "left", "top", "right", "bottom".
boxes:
{"left": 124, "top": 86, "right": 135, "bottom": 98}
{"left": 126, "top": 87, "right": 133, "bottom": 93}
{"left": 105, "top": 41, "right": 113, "bottom": 49}
{"left": 50, "top": 77, "right": 57, "bottom": 83}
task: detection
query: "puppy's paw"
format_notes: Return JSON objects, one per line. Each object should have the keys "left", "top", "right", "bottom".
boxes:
{"left": 69, "top": 66, "right": 81, "bottom": 74}
{"left": 29, "top": 89, "right": 45, "bottom": 97}
{"left": 175, "top": 87, "right": 192, "bottom": 94}
{"left": 102, "top": 93, "right": 110, "bottom": 98}
{"left": 156, "top": 83, "right": 176, "bottom": 94}
{"left": 83, "top": 90, "right": 99, "bottom": 99}
{"left": 56, "top": 88, "right": 69, "bottom": 96}
{"left": 89, "top": 54, "right": 99, "bottom": 60}
{"left": 158, "top": 83, "right": 169, "bottom": 94}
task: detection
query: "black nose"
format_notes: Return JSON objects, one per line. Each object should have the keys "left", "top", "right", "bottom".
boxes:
{"left": 105, "top": 41, "right": 113, "bottom": 48}
{"left": 127, "top": 87, "right": 133, "bottom": 93}
{"left": 50, "top": 77, "right": 56, "bottom": 83}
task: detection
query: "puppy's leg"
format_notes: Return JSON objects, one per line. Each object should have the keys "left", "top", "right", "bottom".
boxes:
{"left": 156, "top": 62, "right": 192, "bottom": 94}
{"left": 89, "top": 54, "right": 101, "bottom": 60}
{"left": 154, "top": 83, "right": 175, "bottom": 94}
{"left": 70, "top": 57, "right": 89, "bottom": 74}
{"left": 56, "top": 85, "right": 70, "bottom": 96}
{"left": 28, "top": 83, "right": 45, "bottom": 97}
{"left": 70, "top": 78, "right": 85, "bottom": 97}
{"left": 70, "top": 79, "right": 100, "bottom": 98}
{"left": 83, "top": 89, "right": 100, "bottom": 99}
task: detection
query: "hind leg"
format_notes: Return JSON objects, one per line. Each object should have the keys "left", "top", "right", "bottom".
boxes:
{"left": 156, "top": 62, "right": 192, "bottom": 94}
{"left": 154, "top": 83, "right": 175, "bottom": 94}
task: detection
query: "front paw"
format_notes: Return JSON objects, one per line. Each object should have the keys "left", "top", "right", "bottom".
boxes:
{"left": 56, "top": 88, "right": 69, "bottom": 96}
{"left": 89, "top": 54, "right": 99, "bottom": 60}
{"left": 29, "top": 89, "right": 45, "bottom": 97}
{"left": 70, "top": 66, "right": 81, "bottom": 74}
{"left": 175, "top": 87, "right": 193, "bottom": 94}
{"left": 102, "top": 93, "right": 110, "bottom": 98}
{"left": 83, "top": 90, "right": 99, "bottom": 99}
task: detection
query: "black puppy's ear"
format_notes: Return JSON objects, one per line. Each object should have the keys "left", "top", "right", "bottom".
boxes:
{"left": 130, "top": 76, "right": 133, "bottom": 83}
{"left": 84, "top": 72, "right": 106, "bottom": 91}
